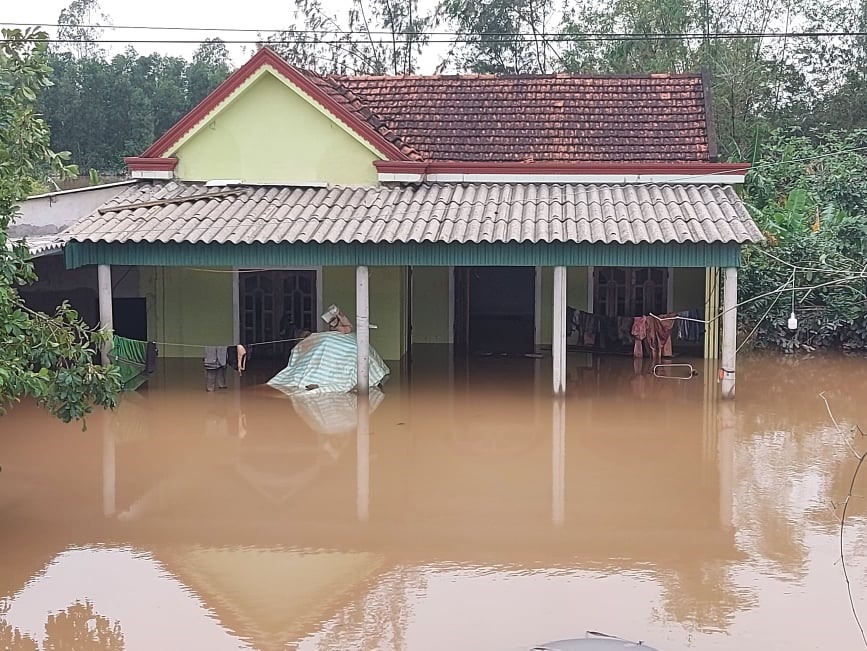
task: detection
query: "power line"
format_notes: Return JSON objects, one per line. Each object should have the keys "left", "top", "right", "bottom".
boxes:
{"left": 3, "top": 21, "right": 867, "bottom": 40}
{"left": 2, "top": 28, "right": 867, "bottom": 46}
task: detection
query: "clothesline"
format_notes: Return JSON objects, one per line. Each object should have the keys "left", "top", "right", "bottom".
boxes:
{"left": 144, "top": 336, "right": 309, "bottom": 349}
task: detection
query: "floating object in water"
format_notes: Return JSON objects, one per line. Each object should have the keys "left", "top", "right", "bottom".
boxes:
{"left": 788, "top": 311, "right": 798, "bottom": 331}
{"left": 652, "top": 363, "right": 697, "bottom": 380}
{"left": 530, "top": 631, "right": 657, "bottom": 650}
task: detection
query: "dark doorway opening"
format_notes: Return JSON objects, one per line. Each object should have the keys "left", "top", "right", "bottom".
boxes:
{"left": 112, "top": 298, "right": 148, "bottom": 341}
{"left": 240, "top": 270, "right": 316, "bottom": 359}
{"left": 454, "top": 267, "right": 535, "bottom": 356}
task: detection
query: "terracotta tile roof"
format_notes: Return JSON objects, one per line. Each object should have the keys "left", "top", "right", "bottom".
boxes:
{"left": 301, "top": 70, "right": 424, "bottom": 160}
{"left": 320, "top": 73, "right": 714, "bottom": 163}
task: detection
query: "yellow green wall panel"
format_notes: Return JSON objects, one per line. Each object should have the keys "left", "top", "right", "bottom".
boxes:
{"left": 141, "top": 267, "right": 234, "bottom": 358}
{"left": 173, "top": 72, "right": 379, "bottom": 185}
{"left": 322, "top": 266, "right": 406, "bottom": 361}
{"left": 411, "top": 267, "right": 451, "bottom": 344}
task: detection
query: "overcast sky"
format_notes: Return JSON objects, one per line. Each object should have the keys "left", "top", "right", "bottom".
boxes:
{"left": 4, "top": 0, "right": 446, "bottom": 71}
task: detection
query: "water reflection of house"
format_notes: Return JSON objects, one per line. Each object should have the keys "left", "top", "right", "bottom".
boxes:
{"left": 53, "top": 47, "right": 760, "bottom": 396}
{"left": 1, "top": 371, "right": 745, "bottom": 647}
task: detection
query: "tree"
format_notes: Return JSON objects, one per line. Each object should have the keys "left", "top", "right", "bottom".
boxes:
{"left": 261, "top": 0, "right": 432, "bottom": 75}
{"left": 739, "top": 129, "right": 867, "bottom": 352}
{"left": 437, "top": 0, "right": 560, "bottom": 74}
{"left": 0, "top": 28, "right": 120, "bottom": 422}
{"left": 41, "top": 45, "right": 232, "bottom": 173}
{"left": 188, "top": 38, "right": 232, "bottom": 105}
{"left": 56, "top": 0, "right": 111, "bottom": 59}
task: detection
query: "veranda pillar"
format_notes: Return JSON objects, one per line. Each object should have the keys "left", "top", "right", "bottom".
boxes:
{"left": 552, "top": 266, "right": 567, "bottom": 395}
{"left": 97, "top": 264, "right": 113, "bottom": 365}
{"left": 721, "top": 266, "right": 738, "bottom": 399}
{"left": 356, "top": 265, "right": 370, "bottom": 395}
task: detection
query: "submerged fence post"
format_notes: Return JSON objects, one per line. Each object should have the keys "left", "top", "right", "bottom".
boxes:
{"left": 356, "top": 265, "right": 370, "bottom": 395}
{"left": 552, "top": 266, "right": 567, "bottom": 395}
{"left": 97, "top": 264, "right": 113, "bottom": 365}
{"left": 721, "top": 266, "right": 738, "bottom": 399}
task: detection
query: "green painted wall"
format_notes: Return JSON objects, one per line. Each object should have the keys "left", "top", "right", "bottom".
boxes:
{"left": 173, "top": 72, "right": 379, "bottom": 185}
{"left": 540, "top": 267, "right": 590, "bottom": 345}
{"left": 141, "top": 267, "right": 234, "bottom": 358}
{"left": 411, "top": 267, "right": 451, "bottom": 344}
{"left": 672, "top": 267, "right": 706, "bottom": 312}
{"left": 136, "top": 264, "right": 702, "bottom": 360}
{"left": 322, "top": 266, "right": 407, "bottom": 361}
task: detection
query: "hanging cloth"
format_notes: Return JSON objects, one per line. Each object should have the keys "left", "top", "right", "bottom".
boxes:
{"left": 109, "top": 335, "right": 158, "bottom": 391}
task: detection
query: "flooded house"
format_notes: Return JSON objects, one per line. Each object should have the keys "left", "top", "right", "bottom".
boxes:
{"left": 52, "top": 47, "right": 761, "bottom": 397}
{"left": 7, "top": 46, "right": 867, "bottom": 651}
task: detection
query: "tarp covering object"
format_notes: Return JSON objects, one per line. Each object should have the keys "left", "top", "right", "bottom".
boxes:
{"left": 266, "top": 332, "right": 390, "bottom": 394}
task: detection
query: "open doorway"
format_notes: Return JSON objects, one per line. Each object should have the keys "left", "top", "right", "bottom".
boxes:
{"left": 454, "top": 267, "right": 536, "bottom": 356}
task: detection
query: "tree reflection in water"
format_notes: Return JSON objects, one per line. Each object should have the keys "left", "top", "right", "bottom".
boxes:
{"left": 0, "top": 600, "right": 123, "bottom": 651}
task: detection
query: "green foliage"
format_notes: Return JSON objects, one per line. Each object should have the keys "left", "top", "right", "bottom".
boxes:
{"left": 435, "top": 0, "right": 559, "bottom": 74}
{"left": 0, "top": 28, "right": 120, "bottom": 422}
{"left": 739, "top": 129, "right": 867, "bottom": 352}
{"left": 41, "top": 40, "right": 232, "bottom": 173}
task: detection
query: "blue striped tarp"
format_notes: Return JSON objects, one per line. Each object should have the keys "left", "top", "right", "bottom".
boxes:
{"left": 267, "top": 332, "right": 390, "bottom": 394}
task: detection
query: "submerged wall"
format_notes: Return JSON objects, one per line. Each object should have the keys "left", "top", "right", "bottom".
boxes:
{"left": 411, "top": 267, "right": 451, "bottom": 345}
{"left": 142, "top": 267, "right": 234, "bottom": 358}
{"left": 141, "top": 264, "right": 707, "bottom": 360}
{"left": 322, "top": 266, "right": 407, "bottom": 361}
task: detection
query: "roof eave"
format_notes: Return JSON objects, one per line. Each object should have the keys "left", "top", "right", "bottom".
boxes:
{"left": 375, "top": 160, "right": 751, "bottom": 184}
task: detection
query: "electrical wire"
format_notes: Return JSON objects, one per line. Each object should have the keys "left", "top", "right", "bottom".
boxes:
{"left": 734, "top": 270, "right": 792, "bottom": 353}
{"left": 3, "top": 32, "right": 867, "bottom": 46}
{"left": 3, "top": 21, "right": 867, "bottom": 40}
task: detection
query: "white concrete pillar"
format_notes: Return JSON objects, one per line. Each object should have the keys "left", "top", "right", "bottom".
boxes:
{"left": 721, "top": 266, "right": 737, "bottom": 399}
{"left": 356, "top": 265, "right": 370, "bottom": 395}
{"left": 356, "top": 394, "right": 370, "bottom": 522}
{"left": 552, "top": 399, "right": 566, "bottom": 527}
{"left": 552, "top": 266, "right": 567, "bottom": 395}
{"left": 97, "top": 264, "right": 113, "bottom": 365}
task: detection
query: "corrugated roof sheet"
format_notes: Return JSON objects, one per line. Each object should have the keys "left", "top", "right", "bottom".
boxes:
{"left": 320, "top": 73, "right": 712, "bottom": 163}
{"left": 9, "top": 234, "right": 67, "bottom": 258}
{"left": 67, "top": 181, "right": 762, "bottom": 246}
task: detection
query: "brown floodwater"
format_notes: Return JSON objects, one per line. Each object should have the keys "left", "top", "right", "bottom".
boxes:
{"left": 1, "top": 350, "right": 866, "bottom": 650}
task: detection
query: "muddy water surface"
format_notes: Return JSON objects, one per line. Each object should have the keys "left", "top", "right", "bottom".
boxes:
{"left": 1, "top": 352, "right": 866, "bottom": 650}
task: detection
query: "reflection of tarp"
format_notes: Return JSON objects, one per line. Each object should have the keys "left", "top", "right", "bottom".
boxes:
{"left": 109, "top": 335, "right": 152, "bottom": 391}
{"left": 285, "top": 388, "right": 385, "bottom": 435}
{"left": 266, "top": 332, "right": 389, "bottom": 394}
